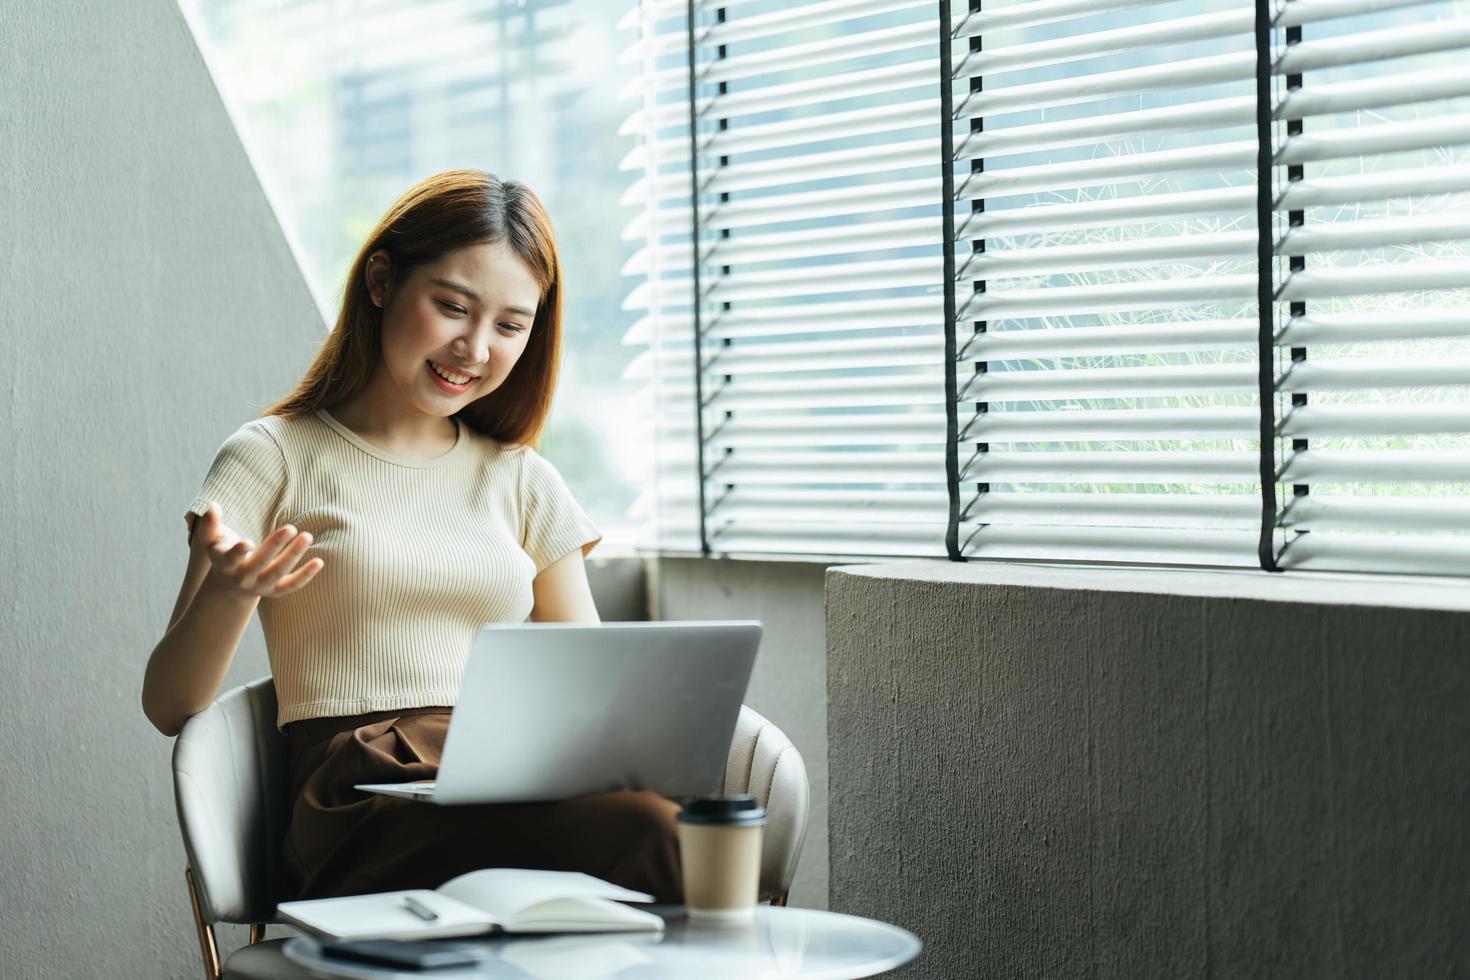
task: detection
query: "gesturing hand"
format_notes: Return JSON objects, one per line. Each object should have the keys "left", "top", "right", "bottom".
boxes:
{"left": 196, "top": 501, "right": 324, "bottom": 599}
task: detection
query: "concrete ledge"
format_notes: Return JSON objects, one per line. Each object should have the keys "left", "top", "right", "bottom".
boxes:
{"left": 826, "top": 561, "right": 1470, "bottom": 978}
{"left": 834, "top": 558, "right": 1470, "bottom": 613}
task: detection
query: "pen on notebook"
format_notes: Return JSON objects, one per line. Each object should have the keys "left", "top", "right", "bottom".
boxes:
{"left": 402, "top": 896, "right": 439, "bottom": 922}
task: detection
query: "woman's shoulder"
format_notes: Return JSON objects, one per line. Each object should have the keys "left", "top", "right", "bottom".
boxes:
{"left": 212, "top": 411, "right": 326, "bottom": 469}
{"left": 461, "top": 424, "right": 532, "bottom": 460}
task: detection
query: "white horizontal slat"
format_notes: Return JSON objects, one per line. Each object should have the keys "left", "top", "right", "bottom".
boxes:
{"left": 962, "top": 142, "right": 1256, "bottom": 199}
{"left": 1277, "top": 262, "right": 1470, "bottom": 302}
{"left": 681, "top": 374, "right": 947, "bottom": 412}
{"left": 629, "top": 334, "right": 945, "bottom": 380}
{"left": 1282, "top": 495, "right": 1470, "bottom": 531}
{"left": 704, "top": 257, "right": 941, "bottom": 305}
{"left": 965, "top": 407, "right": 1258, "bottom": 441}
{"left": 960, "top": 95, "right": 1255, "bottom": 160}
{"left": 1279, "top": 310, "right": 1470, "bottom": 345}
{"left": 622, "top": 62, "right": 935, "bottom": 136}
{"left": 659, "top": 487, "right": 948, "bottom": 512}
{"left": 624, "top": 0, "right": 928, "bottom": 64}
{"left": 962, "top": 491, "right": 1259, "bottom": 526}
{"left": 1280, "top": 65, "right": 1470, "bottom": 121}
{"left": 664, "top": 413, "right": 949, "bottom": 447}
{"left": 625, "top": 215, "right": 941, "bottom": 276}
{"left": 965, "top": 231, "right": 1254, "bottom": 278}
{"left": 962, "top": 449, "right": 1259, "bottom": 483}
{"left": 1278, "top": 358, "right": 1470, "bottom": 392}
{"left": 623, "top": 0, "right": 772, "bottom": 27}
{"left": 1276, "top": 15, "right": 1470, "bottom": 75}
{"left": 954, "top": 8, "right": 1252, "bottom": 80}
{"left": 1281, "top": 213, "right": 1470, "bottom": 255}
{"left": 635, "top": 20, "right": 932, "bottom": 99}
{"left": 620, "top": 98, "right": 937, "bottom": 172}
{"left": 713, "top": 452, "right": 947, "bottom": 485}
{"left": 960, "top": 187, "right": 1253, "bottom": 240}
{"left": 622, "top": 175, "right": 938, "bottom": 242}
{"left": 1276, "top": 532, "right": 1470, "bottom": 575}
{"left": 708, "top": 525, "right": 945, "bottom": 558}
{"left": 1278, "top": 0, "right": 1445, "bottom": 28}
{"left": 951, "top": 0, "right": 1168, "bottom": 37}
{"left": 968, "top": 320, "right": 1257, "bottom": 358}
{"left": 621, "top": 297, "right": 945, "bottom": 343}
{"left": 961, "top": 363, "right": 1256, "bottom": 401}
{"left": 622, "top": 139, "right": 938, "bottom": 211}
{"left": 1279, "top": 450, "right": 1470, "bottom": 484}
{"left": 1282, "top": 164, "right": 1470, "bottom": 211}
{"left": 959, "top": 524, "right": 1258, "bottom": 564}
{"left": 708, "top": 334, "right": 944, "bottom": 374}
{"left": 1277, "top": 115, "right": 1470, "bottom": 168}
{"left": 1281, "top": 404, "right": 1470, "bottom": 437}
{"left": 969, "top": 274, "right": 1256, "bottom": 320}
{"left": 959, "top": 51, "right": 1252, "bottom": 119}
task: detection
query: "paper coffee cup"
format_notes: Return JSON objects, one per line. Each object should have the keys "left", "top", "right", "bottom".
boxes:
{"left": 677, "top": 795, "right": 766, "bottom": 922}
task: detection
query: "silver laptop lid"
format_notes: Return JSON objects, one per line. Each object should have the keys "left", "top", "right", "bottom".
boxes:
{"left": 432, "top": 620, "right": 761, "bottom": 804}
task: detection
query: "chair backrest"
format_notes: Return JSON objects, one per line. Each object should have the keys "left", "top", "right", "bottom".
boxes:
{"left": 172, "top": 676, "right": 289, "bottom": 925}
{"left": 721, "top": 704, "right": 811, "bottom": 902}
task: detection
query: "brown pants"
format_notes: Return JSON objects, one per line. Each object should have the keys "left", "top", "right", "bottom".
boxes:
{"left": 281, "top": 706, "right": 683, "bottom": 902}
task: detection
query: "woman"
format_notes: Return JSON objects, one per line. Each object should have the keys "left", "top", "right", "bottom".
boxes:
{"left": 141, "top": 169, "right": 682, "bottom": 902}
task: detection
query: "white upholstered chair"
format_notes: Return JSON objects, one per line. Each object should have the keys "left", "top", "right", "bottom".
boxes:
{"left": 172, "top": 676, "right": 810, "bottom": 979}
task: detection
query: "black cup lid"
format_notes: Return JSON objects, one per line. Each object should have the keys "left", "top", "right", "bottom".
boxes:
{"left": 677, "top": 794, "right": 767, "bottom": 826}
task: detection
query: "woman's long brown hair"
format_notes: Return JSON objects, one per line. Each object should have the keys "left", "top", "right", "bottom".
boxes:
{"left": 260, "top": 169, "right": 564, "bottom": 447}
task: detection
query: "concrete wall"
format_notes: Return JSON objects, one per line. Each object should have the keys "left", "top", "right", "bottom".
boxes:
{"left": 653, "top": 557, "right": 834, "bottom": 910}
{"left": 827, "top": 561, "right": 1470, "bottom": 979}
{"left": 2, "top": 2, "right": 323, "bottom": 977}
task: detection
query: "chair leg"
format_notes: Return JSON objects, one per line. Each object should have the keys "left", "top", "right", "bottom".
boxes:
{"left": 249, "top": 923, "right": 266, "bottom": 945}
{"left": 185, "top": 867, "right": 222, "bottom": 980}
{"left": 771, "top": 892, "right": 788, "bottom": 908}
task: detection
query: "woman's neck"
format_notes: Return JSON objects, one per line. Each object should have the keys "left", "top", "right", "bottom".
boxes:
{"left": 328, "top": 386, "right": 458, "bottom": 459}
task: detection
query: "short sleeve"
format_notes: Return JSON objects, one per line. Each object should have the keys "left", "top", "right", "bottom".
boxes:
{"left": 519, "top": 446, "right": 603, "bottom": 574}
{"left": 184, "top": 421, "right": 289, "bottom": 548}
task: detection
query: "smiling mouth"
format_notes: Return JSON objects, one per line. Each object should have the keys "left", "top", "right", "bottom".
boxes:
{"left": 427, "top": 360, "right": 477, "bottom": 385}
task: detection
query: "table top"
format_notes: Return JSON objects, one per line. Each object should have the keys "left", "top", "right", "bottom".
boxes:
{"left": 282, "top": 904, "right": 921, "bottom": 979}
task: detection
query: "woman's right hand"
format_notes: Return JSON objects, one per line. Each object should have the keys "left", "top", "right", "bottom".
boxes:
{"left": 196, "top": 501, "right": 324, "bottom": 599}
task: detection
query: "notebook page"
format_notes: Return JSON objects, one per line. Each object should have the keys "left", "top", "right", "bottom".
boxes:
{"left": 276, "top": 889, "right": 496, "bottom": 941}
{"left": 434, "top": 869, "right": 655, "bottom": 922}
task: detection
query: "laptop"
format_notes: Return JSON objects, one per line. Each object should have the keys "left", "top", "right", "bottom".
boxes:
{"left": 354, "top": 620, "right": 761, "bottom": 805}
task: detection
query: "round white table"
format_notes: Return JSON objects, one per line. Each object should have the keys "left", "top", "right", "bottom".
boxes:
{"left": 281, "top": 905, "right": 921, "bottom": 979}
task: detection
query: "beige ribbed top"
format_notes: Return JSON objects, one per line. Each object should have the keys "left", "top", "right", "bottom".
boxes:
{"left": 184, "top": 409, "right": 602, "bottom": 730}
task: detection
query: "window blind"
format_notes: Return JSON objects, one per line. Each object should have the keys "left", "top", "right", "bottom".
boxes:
{"left": 620, "top": 0, "right": 1470, "bottom": 573}
{"left": 1260, "top": 0, "right": 1470, "bottom": 574}
{"left": 618, "top": 0, "right": 951, "bottom": 557}
{"left": 947, "top": 0, "right": 1267, "bottom": 565}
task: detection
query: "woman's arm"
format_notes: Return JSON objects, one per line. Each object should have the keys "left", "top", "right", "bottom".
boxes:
{"left": 529, "top": 548, "right": 601, "bottom": 623}
{"left": 141, "top": 516, "right": 259, "bottom": 736}
{"left": 143, "top": 506, "right": 319, "bottom": 736}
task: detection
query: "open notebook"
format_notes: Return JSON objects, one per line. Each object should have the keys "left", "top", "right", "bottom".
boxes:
{"left": 276, "top": 869, "right": 665, "bottom": 941}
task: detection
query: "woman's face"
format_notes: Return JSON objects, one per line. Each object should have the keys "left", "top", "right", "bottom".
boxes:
{"left": 365, "top": 241, "right": 541, "bottom": 418}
